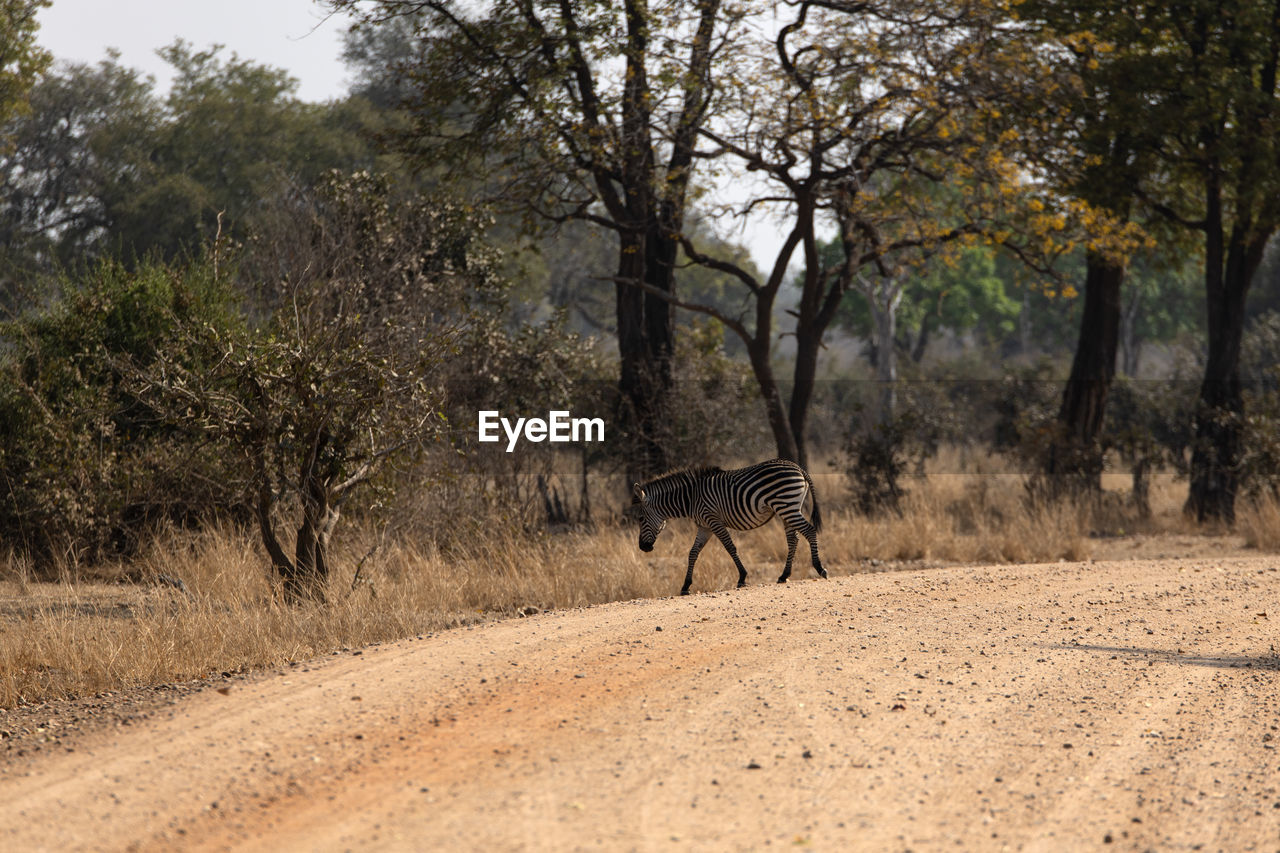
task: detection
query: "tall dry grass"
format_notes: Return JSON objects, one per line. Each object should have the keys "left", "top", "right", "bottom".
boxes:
{"left": 1238, "top": 493, "right": 1280, "bottom": 550}
{"left": 0, "top": 521, "right": 670, "bottom": 708}
{"left": 0, "top": 456, "right": 1267, "bottom": 709}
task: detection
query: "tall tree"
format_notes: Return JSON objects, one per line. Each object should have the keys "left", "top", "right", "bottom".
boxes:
{"left": 0, "top": 44, "right": 380, "bottom": 282}
{"left": 329, "top": 0, "right": 737, "bottom": 479}
{"left": 641, "top": 0, "right": 1090, "bottom": 466}
{"left": 1012, "top": 2, "right": 1166, "bottom": 494}
{"left": 1142, "top": 0, "right": 1280, "bottom": 523}
{"left": 0, "top": 56, "right": 157, "bottom": 288}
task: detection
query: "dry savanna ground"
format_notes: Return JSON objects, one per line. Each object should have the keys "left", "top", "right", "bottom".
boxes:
{"left": 1, "top": 461, "right": 1279, "bottom": 849}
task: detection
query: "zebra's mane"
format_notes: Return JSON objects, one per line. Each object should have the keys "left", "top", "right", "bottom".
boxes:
{"left": 639, "top": 465, "right": 723, "bottom": 496}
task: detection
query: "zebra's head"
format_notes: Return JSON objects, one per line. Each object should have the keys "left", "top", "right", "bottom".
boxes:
{"left": 632, "top": 483, "right": 666, "bottom": 552}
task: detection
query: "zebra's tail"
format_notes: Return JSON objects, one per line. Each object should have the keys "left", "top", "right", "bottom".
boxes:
{"left": 802, "top": 465, "right": 823, "bottom": 533}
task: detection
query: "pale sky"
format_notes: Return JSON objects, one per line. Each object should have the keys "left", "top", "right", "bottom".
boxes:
{"left": 37, "top": 0, "right": 354, "bottom": 102}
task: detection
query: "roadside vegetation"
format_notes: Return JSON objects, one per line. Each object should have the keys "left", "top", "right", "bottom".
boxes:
{"left": 2, "top": 456, "right": 1274, "bottom": 708}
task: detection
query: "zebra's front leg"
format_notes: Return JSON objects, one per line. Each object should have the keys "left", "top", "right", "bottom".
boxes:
{"left": 778, "top": 529, "right": 798, "bottom": 584}
{"left": 712, "top": 527, "right": 750, "bottom": 589}
{"left": 681, "top": 528, "right": 711, "bottom": 596}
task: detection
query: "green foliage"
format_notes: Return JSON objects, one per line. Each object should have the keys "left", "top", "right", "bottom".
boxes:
{"left": 834, "top": 241, "right": 1021, "bottom": 357}
{"left": 0, "top": 42, "right": 387, "bottom": 284}
{"left": 0, "top": 0, "right": 49, "bottom": 128}
{"left": 134, "top": 42, "right": 382, "bottom": 258}
{"left": 0, "top": 257, "right": 236, "bottom": 564}
{"left": 0, "top": 54, "right": 157, "bottom": 287}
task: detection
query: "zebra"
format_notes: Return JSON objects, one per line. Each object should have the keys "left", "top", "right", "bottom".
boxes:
{"left": 631, "top": 458, "right": 828, "bottom": 595}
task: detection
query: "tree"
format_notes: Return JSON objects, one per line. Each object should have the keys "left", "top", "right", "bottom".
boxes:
{"left": 1008, "top": 1, "right": 1168, "bottom": 494}
{"left": 635, "top": 0, "right": 1093, "bottom": 466}
{"left": 833, "top": 240, "right": 1019, "bottom": 362}
{"left": 0, "top": 44, "right": 382, "bottom": 284}
{"left": 1138, "top": 0, "right": 1280, "bottom": 523}
{"left": 0, "top": 56, "right": 158, "bottom": 288}
{"left": 0, "top": 256, "right": 237, "bottom": 563}
{"left": 328, "top": 0, "right": 737, "bottom": 479}
{"left": 148, "top": 174, "right": 491, "bottom": 600}
{"left": 1118, "top": 250, "right": 1202, "bottom": 377}
{"left": 125, "top": 42, "right": 380, "bottom": 259}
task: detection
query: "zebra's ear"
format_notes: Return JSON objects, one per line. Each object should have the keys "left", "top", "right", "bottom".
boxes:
{"left": 632, "top": 483, "right": 646, "bottom": 503}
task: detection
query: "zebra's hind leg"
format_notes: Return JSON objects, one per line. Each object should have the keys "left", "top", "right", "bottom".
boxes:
{"left": 681, "top": 528, "right": 711, "bottom": 596}
{"left": 803, "top": 522, "right": 828, "bottom": 579}
{"left": 712, "top": 527, "right": 750, "bottom": 589}
{"left": 778, "top": 529, "right": 799, "bottom": 584}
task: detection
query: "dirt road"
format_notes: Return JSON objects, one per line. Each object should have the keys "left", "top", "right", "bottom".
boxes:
{"left": 2, "top": 556, "right": 1279, "bottom": 851}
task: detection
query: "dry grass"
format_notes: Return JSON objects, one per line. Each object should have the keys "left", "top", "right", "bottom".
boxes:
{"left": 0, "top": 522, "right": 668, "bottom": 708}
{"left": 1238, "top": 493, "right": 1280, "bottom": 551}
{"left": 0, "top": 457, "right": 1270, "bottom": 710}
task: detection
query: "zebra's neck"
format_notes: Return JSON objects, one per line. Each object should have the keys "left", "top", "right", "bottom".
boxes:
{"left": 645, "top": 470, "right": 708, "bottom": 517}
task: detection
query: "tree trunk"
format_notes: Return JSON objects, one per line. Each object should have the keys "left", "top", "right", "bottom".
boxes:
{"left": 1120, "top": 283, "right": 1142, "bottom": 377}
{"left": 253, "top": 454, "right": 311, "bottom": 602}
{"left": 1018, "top": 287, "right": 1033, "bottom": 356}
{"left": 615, "top": 224, "right": 676, "bottom": 482}
{"left": 787, "top": 323, "right": 821, "bottom": 470}
{"left": 1043, "top": 251, "right": 1125, "bottom": 493}
{"left": 747, "top": 340, "right": 801, "bottom": 464}
{"left": 1131, "top": 456, "right": 1151, "bottom": 519}
{"left": 911, "top": 317, "right": 932, "bottom": 364}
{"left": 289, "top": 480, "right": 337, "bottom": 603}
{"left": 1185, "top": 220, "right": 1268, "bottom": 524}
{"left": 870, "top": 289, "right": 899, "bottom": 426}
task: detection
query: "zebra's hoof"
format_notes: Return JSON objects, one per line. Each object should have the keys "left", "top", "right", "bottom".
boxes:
{"left": 817, "top": 569, "right": 828, "bottom": 579}
{"left": 776, "top": 576, "right": 788, "bottom": 584}
{"left": 680, "top": 588, "right": 691, "bottom": 596}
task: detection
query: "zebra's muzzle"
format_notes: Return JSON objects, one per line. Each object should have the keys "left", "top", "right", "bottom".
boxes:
{"left": 639, "top": 540, "right": 654, "bottom": 552}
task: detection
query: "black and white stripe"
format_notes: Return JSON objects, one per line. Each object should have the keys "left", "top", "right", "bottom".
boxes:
{"left": 631, "top": 458, "right": 827, "bottom": 595}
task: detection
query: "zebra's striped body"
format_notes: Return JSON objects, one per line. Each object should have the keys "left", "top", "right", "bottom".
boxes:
{"left": 632, "top": 459, "right": 827, "bottom": 595}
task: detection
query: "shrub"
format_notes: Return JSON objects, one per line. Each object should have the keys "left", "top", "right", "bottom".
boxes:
{"left": 836, "top": 385, "right": 958, "bottom": 516}
{"left": 0, "top": 257, "right": 237, "bottom": 567}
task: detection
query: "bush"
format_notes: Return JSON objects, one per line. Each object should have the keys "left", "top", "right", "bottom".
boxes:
{"left": 1241, "top": 367, "right": 1280, "bottom": 501}
{"left": 0, "top": 257, "right": 237, "bottom": 567}
{"left": 1104, "top": 376, "right": 1197, "bottom": 516}
{"left": 836, "top": 382, "right": 960, "bottom": 515}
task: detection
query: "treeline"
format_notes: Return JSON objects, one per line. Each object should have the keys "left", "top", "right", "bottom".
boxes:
{"left": 4, "top": 1, "right": 1280, "bottom": 594}
{"left": 319, "top": 0, "right": 1280, "bottom": 518}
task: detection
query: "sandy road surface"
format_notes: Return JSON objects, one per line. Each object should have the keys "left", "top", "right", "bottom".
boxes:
{"left": 2, "top": 556, "right": 1279, "bottom": 851}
